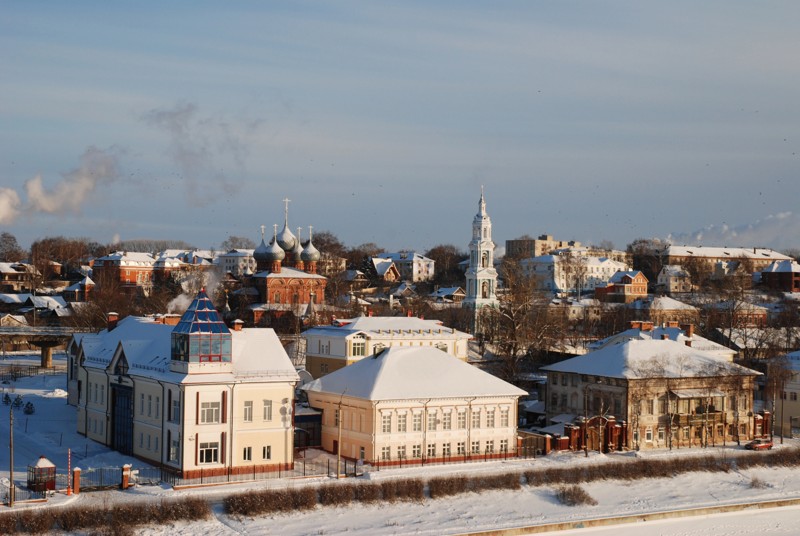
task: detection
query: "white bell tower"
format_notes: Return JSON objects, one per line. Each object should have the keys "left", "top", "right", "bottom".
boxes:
{"left": 463, "top": 187, "right": 498, "bottom": 333}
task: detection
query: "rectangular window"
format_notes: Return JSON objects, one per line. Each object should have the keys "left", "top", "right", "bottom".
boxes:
{"left": 427, "top": 412, "right": 437, "bottom": 431}
{"left": 487, "top": 410, "right": 495, "bottom": 428}
{"left": 442, "top": 443, "right": 451, "bottom": 456}
{"left": 381, "top": 446, "right": 391, "bottom": 460}
{"left": 198, "top": 442, "right": 219, "bottom": 464}
{"left": 169, "top": 439, "right": 180, "bottom": 462}
{"left": 413, "top": 413, "right": 422, "bottom": 432}
{"left": 486, "top": 440, "right": 494, "bottom": 454}
{"left": 658, "top": 427, "right": 665, "bottom": 441}
{"left": 457, "top": 442, "right": 466, "bottom": 455}
{"left": 442, "top": 412, "right": 452, "bottom": 430}
{"left": 683, "top": 427, "right": 690, "bottom": 439}
{"left": 792, "top": 392, "right": 798, "bottom": 401}
{"left": 351, "top": 340, "right": 366, "bottom": 357}
{"left": 647, "top": 399, "right": 655, "bottom": 415}
{"left": 397, "top": 414, "right": 407, "bottom": 432}
{"left": 334, "top": 408, "right": 339, "bottom": 427}
{"left": 263, "top": 400, "right": 273, "bottom": 421}
{"left": 382, "top": 414, "right": 392, "bottom": 433}
{"left": 472, "top": 410, "right": 481, "bottom": 429}
{"left": 148, "top": 395, "right": 152, "bottom": 417}
{"left": 500, "top": 439, "right": 508, "bottom": 452}
{"left": 155, "top": 396, "right": 160, "bottom": 418}
{"left": 501, "top": 408, "right": 509, "bottom": 427}
{"left": 458, "top": 411, "right": 466, "bottom": 429}
{"left": 397, "top": 445, "right": 406, "bottom": 459}
{"left": 242, "top": 400, "right": 253, "bottom": 422}
{"left": 412, "top": 444, "right": 421, "bottom": 458}
{"left": 200, "top": 401, "right": 221, "bottom": 423}
{"left": 427, "top": 443, "right": 436, "bottom": 457}
{"left": 645, "top": 427, "right": 653, "bottom": 442}
{"left": 471, "top": 441, "right": 480, "bottom": 454}
{"left": 263, "top": 445, "right": 272, "bottom": 460}
{"left": 243, "top": 446, "right": 252, "bottom": 461}
{"left": 171, "top": 397, "right": 181, "bottom": 423}
{"left": 140, "top": 393, "right": 145, "bottom": 415}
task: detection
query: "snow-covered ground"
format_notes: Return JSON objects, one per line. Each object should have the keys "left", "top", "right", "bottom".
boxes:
{"left": 2, "top": 354, "right": 800, "bottom": 535}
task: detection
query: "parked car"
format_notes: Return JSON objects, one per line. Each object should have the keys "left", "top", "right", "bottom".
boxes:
{"left": 745, "top": 438, "right": 773, "bottom": 450}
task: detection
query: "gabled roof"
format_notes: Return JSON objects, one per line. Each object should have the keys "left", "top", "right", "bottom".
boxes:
{"left": 371, "top": 257, "right": 398, "bottom": 278}
{"left": 303, "top": 316, "right": 471, "bottom": 341}
{"left": 302, "top": 346, "right": 526, "bottom": 400}
{"left": 609, "top": 270, "right": 647, "bottom": 284}
{"left": 384, "top": 252, "right": 433, "bottom": 263}
{"left": 543, "top": 339, "right": 758, "bottom": 379}
{"left": 665, "top": 246, "right": 791, "bottom": 261}
{"left": 589, "top": 325, "right": 733, "bottom": 359}
{"left": 252, "top": 266, "right": 326, "bottom": 280}
{"left": 762, "top": 260, "right": 800, "bottom": 273}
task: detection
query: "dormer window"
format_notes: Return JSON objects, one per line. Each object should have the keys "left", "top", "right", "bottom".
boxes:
{"left": 170, "top": 290, "right": 232, "bottom": 364}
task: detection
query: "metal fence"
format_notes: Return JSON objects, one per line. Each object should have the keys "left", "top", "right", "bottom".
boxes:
{"left": 2, "top": 485, "right": 47, "bottom": 506}
{"left": 371, "top": 448, "right": 531, "bottom": 471}
{"left": 0, "top": 363, "right": 67, "bottom": 382}
{"left": 80, "top": 467, "right": 123, "bottom": 491}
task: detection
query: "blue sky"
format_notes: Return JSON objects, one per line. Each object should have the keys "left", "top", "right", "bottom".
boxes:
{"left": 2, "top": 2, "right": 800, "bottom": 253}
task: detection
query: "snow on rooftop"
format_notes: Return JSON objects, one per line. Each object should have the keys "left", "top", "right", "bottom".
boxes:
{"left": 543, "top": 339, "right": 757, "bottom": 379}
{"left": 302, "top": 346, "right": 526, "bottom": 400}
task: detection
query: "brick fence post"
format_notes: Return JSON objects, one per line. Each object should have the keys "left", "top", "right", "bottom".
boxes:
{"left": 72, "top": 468, "right": 81, "bottom": 494}
{"left": 121, "top": 464, "right": 131, "bottom": 489}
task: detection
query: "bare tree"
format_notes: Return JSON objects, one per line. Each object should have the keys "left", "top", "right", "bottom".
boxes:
{"left": 0, "top": 232, "right": 26, "bottom": 262}
{"left": 220, "top": 235, "right": 256, "bottom": 251}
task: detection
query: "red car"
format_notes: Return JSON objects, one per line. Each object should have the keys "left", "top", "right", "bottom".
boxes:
{"left": 745, "top": 438, "right": 773, "bottom": 450}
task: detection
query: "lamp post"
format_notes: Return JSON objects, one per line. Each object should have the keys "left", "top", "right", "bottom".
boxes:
{"left": 336, "top": 388, "right": 347, "bottom": 479}
{"left": 9, "top": 400, "right": 15, "bottom": 507}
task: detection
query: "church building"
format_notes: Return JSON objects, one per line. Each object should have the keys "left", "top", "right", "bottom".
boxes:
{"left": 462, "top": 188, "right": 499, "bottom": 334}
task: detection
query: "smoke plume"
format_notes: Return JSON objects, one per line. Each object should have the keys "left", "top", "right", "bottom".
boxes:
{"left": 0, "top": 146, "right": 119, "bottom": 224}
{"left": 667, "top": 212, "right": 800, "bottom": 252}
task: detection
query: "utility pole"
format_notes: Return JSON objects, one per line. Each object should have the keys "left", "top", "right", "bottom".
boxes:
{"left": 336, "top": 388, "right": 347, "bottom": 479}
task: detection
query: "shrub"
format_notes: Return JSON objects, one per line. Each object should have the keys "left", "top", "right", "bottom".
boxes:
{"left": 750, "top": 476, "right": 768, "bottom": 489}
{"left": 396, "top": 478, "right": 424, "bottom": 501}
{"left": 318, "top": 483, "right": 356, "bottom": 506}
{"left": 288, "top": 487, "right": 318, "bottom": 511}
{"left": 471, "top": 473, "right": 520, "bottom": 493}
{"left": 353, "top": 482, "right": 381, "bottom": 503}
{"left": 159, "top": 497, "right": 211, "bottom": 522}
{"left": 0, "top": 513, "right": 16, "bottom": 535}
{"left": 555, "top": 485, "right": 597, "bottom": 507}
{"left": 428, "top": 475, "right": 469, "bottom": 498}
{"left": 57, "top": 506, "right": 107, "bottom": 531}
{"left": 16, "top": 509, "right": 55, "bottom": 535}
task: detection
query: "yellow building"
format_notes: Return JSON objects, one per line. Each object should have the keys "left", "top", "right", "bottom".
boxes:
{"left": 303, "top": 315, "right": 472, "bottom": 378}
{"left": 302, "top": 346, "right": 527, "bottom": 465}
{"left": 68, "top": 290, "right": 298, "bottom": 479}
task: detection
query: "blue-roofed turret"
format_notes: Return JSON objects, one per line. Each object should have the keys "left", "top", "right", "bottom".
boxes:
{"left": 170, "top": 289, "right": 232, "bottom": 372}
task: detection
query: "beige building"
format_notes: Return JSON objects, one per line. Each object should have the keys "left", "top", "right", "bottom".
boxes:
{"left": 543, "top": 338, "right": 761, "bottom": 451}
{"left": 774, "top": 351, "right": 800, "bottom": 438}
{"left": 67, "top": 290, "right": 298, "bottom": 480}
{"left": 302, "top": 346, "right": 527, "bottom": 464}
{"left": 302, "top": 315, "right": 472, "bottom": 378}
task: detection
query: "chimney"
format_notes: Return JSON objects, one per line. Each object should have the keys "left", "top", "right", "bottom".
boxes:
{"left": 685, "top": 340, "right": 692, "bottom": 348}
{"left": 681, "top": 323, "right": 695, "bottom": 337}
{"left": 641, "top": 321, "right": 654, "bottom": 332}
{"left": 233, "top": 319, "right": 244, "bottom": 332}
{"left": 667, "top": 321, "right": 679, "bottom": 328}
{"left": 661, "top": 334, "right": 669, "bottom": 340}
{"left": 107, "top": 312, "right": 119, "bottom": 331}
{"left": 368, "top": 310, "right": 373, "bottom": 317}
{"left": 407, "top": 309, "right": 412, "bottom": 317}
{"left": 630, "top": 321, "right": 642, "bottom": 330}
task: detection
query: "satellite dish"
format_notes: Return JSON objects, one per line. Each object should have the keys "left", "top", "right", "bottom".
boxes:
{"left": 297, "top": 369, "right": 314, "bottom": 386}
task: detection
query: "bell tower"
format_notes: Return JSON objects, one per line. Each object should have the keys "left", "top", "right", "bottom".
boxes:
{"left": 463, "top": 187, "right": 499, "bottom": 333}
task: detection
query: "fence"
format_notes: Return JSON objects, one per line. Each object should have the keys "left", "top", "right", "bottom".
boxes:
{"left": 80, "top": 467, "right": 123, "bottom": 491}
{"left": 372, "top": 447, "right": 533, "bottom": 471}
{"left": 0, "top": 363, "right": 67, "bottom": 383}
{"left": 2, "top": 485, "right": 47, "bottom": 506}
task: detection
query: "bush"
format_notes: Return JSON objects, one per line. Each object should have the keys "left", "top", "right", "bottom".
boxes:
{"left": 16, "top": 509, "right": 55, "bottom": 535}
{"left": 428, "top": 475, "right": 469, "bottom": 498}
{"left": 555, "top": 485, "right": 597, "bottom": 507}
{"left": 470, "top": 473, "right": 521, "bottom": 493}
{"left": 287, "top": 487, "right": 318, "bottom": 511}
{"left": 159, "top": 497, "right": 211, "bottom": 522}
{"left": 381, "top": 478, "right": 424, "bottom": 502}
{"left": 750, "top": 476, "right": 768, "bottom": 489}
{"left": 318, "top": 483, "right": 356, "bottom": 506}
{"left": 57, "top": 506, "right": 107, "bottom": 531}
{"left": 0, "top": 513, "right": 16, "bottom": 535}
{"left": 353, "top": 482, "right": 381, "bottom": 503}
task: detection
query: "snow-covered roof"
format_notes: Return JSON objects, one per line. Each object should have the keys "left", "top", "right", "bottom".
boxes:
{"left": 665, "top": 245, "right": 791, "bottom": 261}
{"left": 77, "top": 316, "right": 297, "bottom": 384}
{"left": 430, "top": 287, "right": 465, "bottom": 298}
{"left": 589, "top": 325, "right": 733, "bottom": 359}
{"left": 762, "top": 259, "right": 800, "bottom": 273}
{"left": 95, "top": 251, "right": 156, "bottom": 265}
{"left": 301, "top": 346, "right": 526, "bottom": 400}
{"left": 608, "top": 271, "right": 645, "bottom": 283}
{"left": 28, "top": 295, "right": 67, "bottom": 309}
{"left": 626, "top": 296, "right": 697, "bottom": 312}
{"left": 543, "top": 339, "right": 758, "bottom": 379}
{"left": 383, "top": 252, "right": 433, "bottom": 263}
{"left": 0, "top": 293, "right": 31, "bottom": 304}
{"left": 303, "top": 316, "right": 471, "bottom": 341}
{"left": 64, "top": 276, "right": 95, "bottom": 291}
{"left": 659, "top": 265, "right": 690, "bottom": 277}
{"left": 252, "top": 266, "right": 326, "bottom": 280}
{"left": 371, "top": 257, "right": 397, "bottom": 277}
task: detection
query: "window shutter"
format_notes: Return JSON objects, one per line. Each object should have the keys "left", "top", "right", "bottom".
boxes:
{"left": 196, "top": 392, "right": 200, "bottom": 425}
{"left": 220, "top": 432, "right": 226, "bottom": 464}
{"left": 167, "top": 390, "right": 172, "bottom": 419}
{"left": 194, "top": 433, "right": 199, "bottom": 465}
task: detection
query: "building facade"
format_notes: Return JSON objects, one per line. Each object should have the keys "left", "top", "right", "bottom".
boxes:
{"left": 303, "top": 315, "right": 473, "bottom": 378}
{"left": 302, "top": 346, "right": 526, "bottom": 465}
{"left": 542, "top": 338, "right": 761, "bottom": 451}
{"left": 67, "top": 290, "right": 299, "bottom": 478}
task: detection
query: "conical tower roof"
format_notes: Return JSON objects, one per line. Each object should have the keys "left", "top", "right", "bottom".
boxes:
{"left": 172, "top": 289, "right": 230, "bottom": 335}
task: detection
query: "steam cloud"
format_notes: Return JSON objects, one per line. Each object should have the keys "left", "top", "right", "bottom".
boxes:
{"left": 667, "top": 212, "right": 800, "bottom": 251}
{"left": 0, "top": 146, "right": 120, "bottom": 224}
{"left": 142, "top": 102, "right": 255, "bottom": 207}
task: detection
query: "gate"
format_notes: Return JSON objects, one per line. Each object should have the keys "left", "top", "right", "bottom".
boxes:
{"left": 80, "top": 467, "right": 122, "bottom": 491}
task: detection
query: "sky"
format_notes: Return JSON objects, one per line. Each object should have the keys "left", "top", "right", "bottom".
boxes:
{"left": 2, "top": 2, "right": 800, "bottom": 254}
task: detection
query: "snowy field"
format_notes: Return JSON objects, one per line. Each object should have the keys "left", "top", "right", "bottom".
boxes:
{"left": 2, "top": 354, "right": 800, "bottom": 535}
